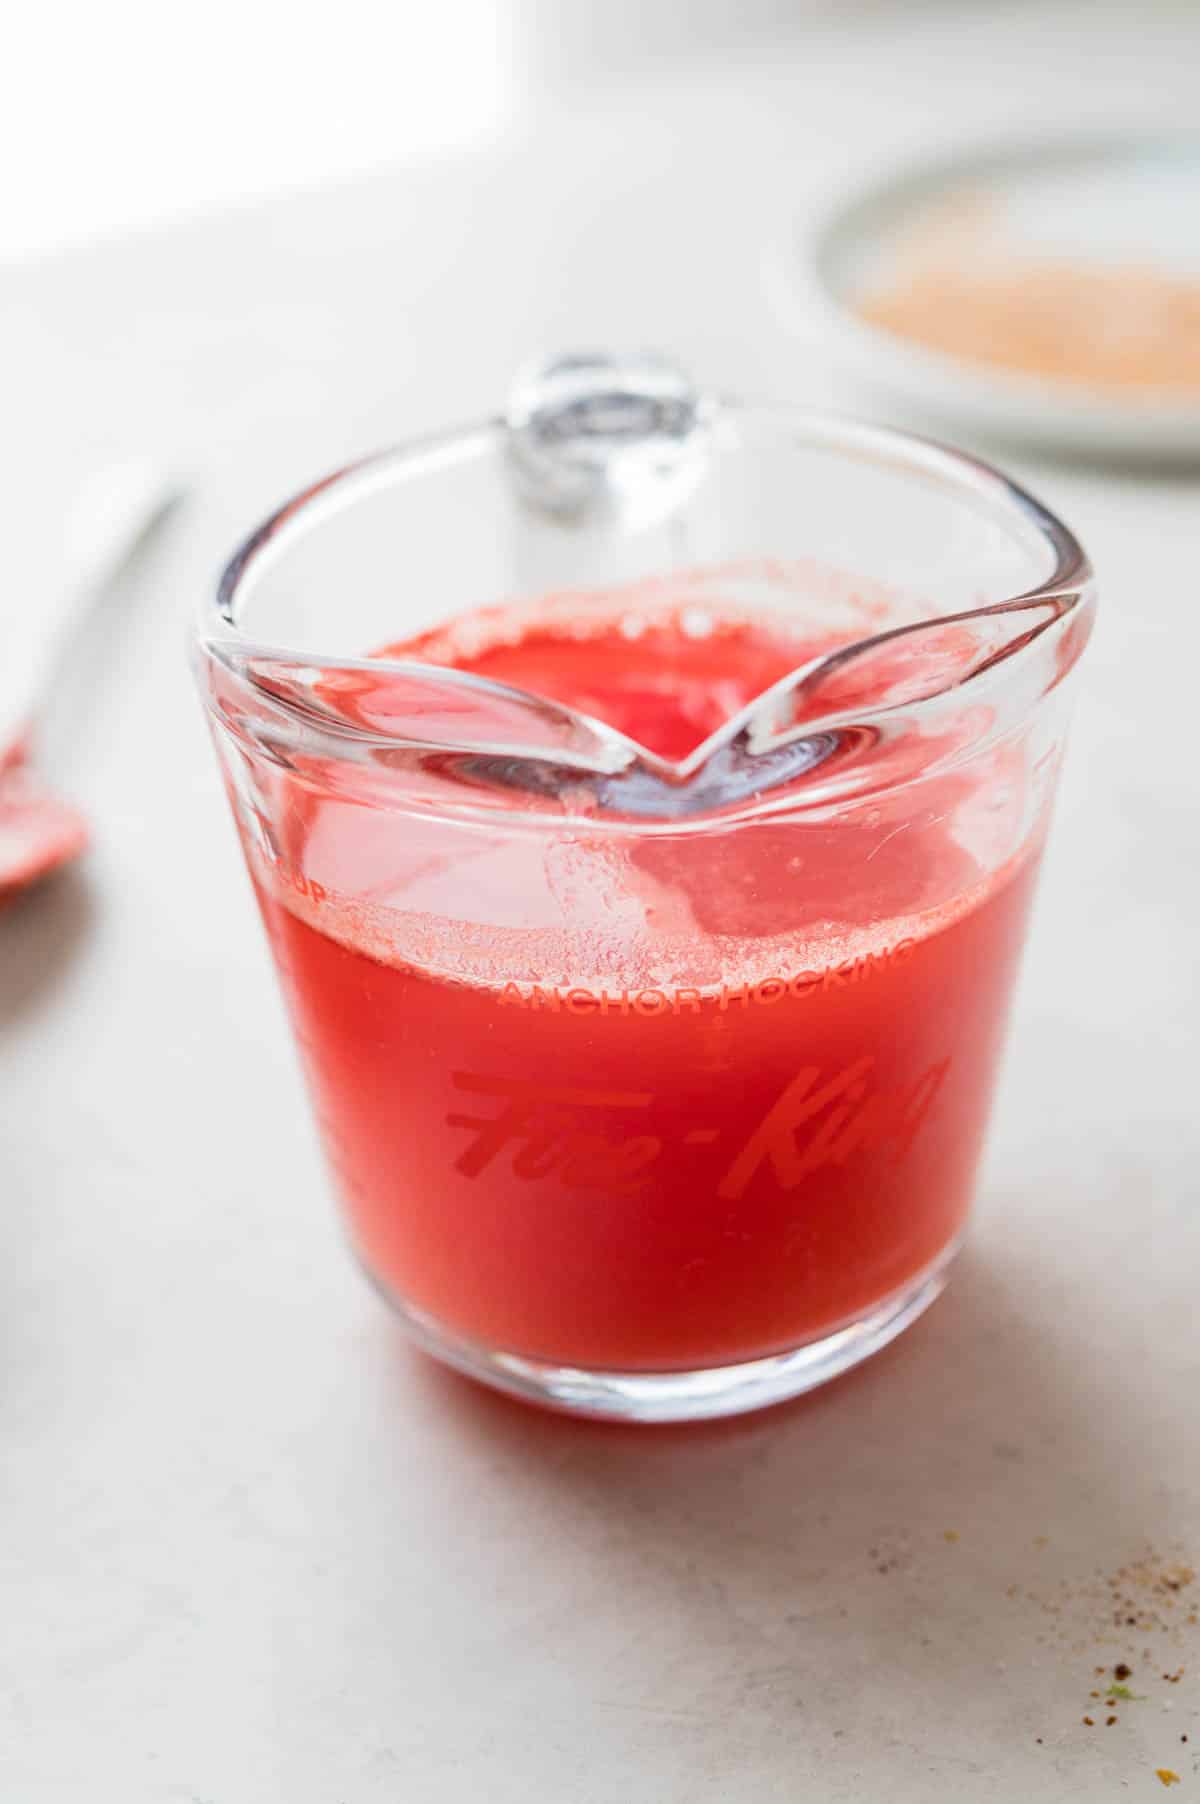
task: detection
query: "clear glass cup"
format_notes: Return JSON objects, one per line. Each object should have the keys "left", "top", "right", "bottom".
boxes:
{"left": 194, "top": 354, "right": 1094, "bottom": 1421}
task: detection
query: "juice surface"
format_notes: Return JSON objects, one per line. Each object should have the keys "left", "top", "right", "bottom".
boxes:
{"left": 251, "top": 596, "right": 1040, "bottom": 1371}
{"left": 388, "top": 604, "right": 838, "bottom": 761}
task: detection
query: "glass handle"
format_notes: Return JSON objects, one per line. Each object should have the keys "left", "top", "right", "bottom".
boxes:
{"left": 504, "top": 350, "right": 711, "bottom": 526}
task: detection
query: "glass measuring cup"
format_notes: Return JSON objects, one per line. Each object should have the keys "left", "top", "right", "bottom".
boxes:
{"left": 194, "top": 354, "right": 1094, "bottom": 1421}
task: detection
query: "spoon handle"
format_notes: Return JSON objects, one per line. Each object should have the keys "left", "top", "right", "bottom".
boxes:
{"left": 1, "top": 461, "right": 182, "bottom": 752}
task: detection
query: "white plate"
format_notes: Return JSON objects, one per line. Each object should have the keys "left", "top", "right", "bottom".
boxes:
{"left": 769, "top": 133, "right": 1200, "bottom": 458}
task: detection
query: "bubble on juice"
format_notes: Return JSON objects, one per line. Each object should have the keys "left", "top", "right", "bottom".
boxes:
{"left": 254, "top": 810, "right": 1039, "bottom": 1010}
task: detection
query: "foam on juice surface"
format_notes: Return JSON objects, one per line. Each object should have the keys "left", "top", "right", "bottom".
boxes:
{"left": 255, "top": 836, "right": 1030, "bottom": 1004}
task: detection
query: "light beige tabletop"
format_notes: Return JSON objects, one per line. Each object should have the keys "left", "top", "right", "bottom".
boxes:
{"left": 2, "top": 5, "right": 1198, "bottom": 1798}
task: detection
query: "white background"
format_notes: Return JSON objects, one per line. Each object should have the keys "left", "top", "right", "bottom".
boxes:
{"left": 2, "top": 0, "right": 854, "bottom": 260}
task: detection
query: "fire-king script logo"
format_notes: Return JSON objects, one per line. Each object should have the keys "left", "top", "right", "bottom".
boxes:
{"left": 446, "top": 1055, "right": 950, "bottom": 1201}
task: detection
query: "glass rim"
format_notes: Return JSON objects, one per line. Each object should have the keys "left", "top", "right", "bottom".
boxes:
{"left": 204, "top": 400, "right": 1091, "bottom": 647}
{"left": 195, "top": 399, "right": 1095, "bottom": 828}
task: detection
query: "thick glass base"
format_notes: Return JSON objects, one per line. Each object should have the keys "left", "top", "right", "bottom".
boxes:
{"left": 367, "top": 1244, "right": 958, "bottom": 1422}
